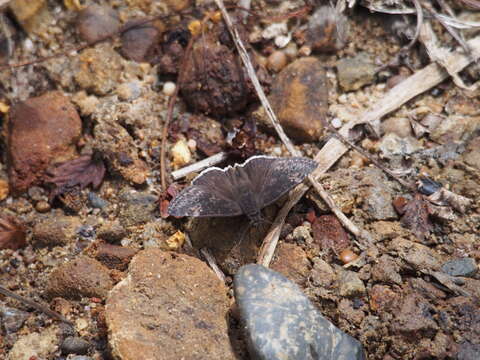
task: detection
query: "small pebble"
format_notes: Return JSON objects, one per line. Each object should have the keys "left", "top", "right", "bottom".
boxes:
{"left": 441, "top": 258, "right": 477, "bottom": 277}
{"left": 283, "top": 42, "right": 298, "bottom": 60}
{"left": 87, "top": 192, "right": 108, "bottom": 209}
{"left": 35, "top": 200, "right": 51, "bottom": 213}
{"left": 61, "top": 336, "right": 91, "bottom": 355}
{"left": 267, "top": 50, "right": 287, "bottom": 72}
{"left": 339, "top": 249, "right": 359, "bottom": 264}
{"left": 331, "top": 117, "right": 342, "bottom": 128}
{"left": 76, "top": 4, "right": 120, "bottom": 43}
{"left": 187, "top": 139, "right": 197, "bottom": 152}
{"left": 0, "top": 179, "right": 9, "bottom": 200}
{"left": 163, "top": 81, "right": 176, "bottom": 96}
{"left": 171, "top": 140, "right": 191, "bottom": 168}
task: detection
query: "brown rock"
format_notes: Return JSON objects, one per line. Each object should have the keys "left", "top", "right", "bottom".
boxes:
{"left": 88, "top": 242, "right": 138, "bottom": 271}
{"left": 120, "top": 19, "right": 162, "bottom": 63}
{"left": 312, "top": 214, "right": 350, "bottom": 256}
{"left": 74, "top": 45, "right": 124, "bottom": 96}
{"left": 76, "top": 4, "right": 120, "bottom": 44}
{"left": 0, "top": 216, "right": 26, "bottom": 250}
{"left": 270, "top": 243, "right": 310, "bottom": 285}
{"left": 9, "top": 0, "right": 51, "bottom": 35}
{"left": 369, "top": 284, "right": 398, "bottom": 312}
{"left": 47, "top": 256, "right": 113, "bottom": 300}
{"left": 269, "top": 57, "right": 327, "bottom": 142}
{"left": 338, "top": 298, "right": 364, "bottom": 326}
{"left": 310, "top": 258, "right": 336, "bottom": 288}
{"left": 338, "top": 270, "right": 366, "bottom": 297}
{"left": 371, "top": 255, "right": 402, "bottom": 285}
{"left": 0, "top": 179, "right": 9, "bottom": 200}
{"left": 388, "top": 238, "right": 443, "bottom": 271}
{"left": 106, "top": 249, "right": 235, "bottom": 360}
{"left": 97, "top": 221, "right": 127, "bottom": 243}
{"left": 7, "top": 91, "right": 82, "bottom": 194}
{"left": 32, "top": 215, "right": 81, "bottom": 247}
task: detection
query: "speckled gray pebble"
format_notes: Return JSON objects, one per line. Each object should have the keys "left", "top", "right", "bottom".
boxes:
{"left": 234, "top": 264, "right": 365, "bottom": 360}
{"left": 61, "top": 336, "right": 91, "bottom": 355}
{"left": 88, "top": 192, "right": 108, "bottom": 209}
{"left": 441, "top": 258, "right": 477, "bottom": 277}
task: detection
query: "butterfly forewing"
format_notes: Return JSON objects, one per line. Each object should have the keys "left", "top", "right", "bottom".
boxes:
{"left": 243, "top": 157, "right": 317, "bottom": 208}
{"left": 168, "top": 184, "right": 243, "bottom": 217}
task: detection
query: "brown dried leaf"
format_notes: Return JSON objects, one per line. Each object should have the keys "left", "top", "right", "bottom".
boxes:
{"left": 46, "top": 153, "right": 106, "bottom": 200}
{"left": 226, "top": 119, "right": 257, "bottom": 160}
{"left": 0, "top": 216, "right": 27, "bottom": 250}
{"left": 401, "top": 193, "right": 432, "bottom": 242}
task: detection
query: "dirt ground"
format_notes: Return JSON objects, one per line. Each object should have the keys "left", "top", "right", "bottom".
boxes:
{"left": 0, "top": 0, "right": 479, "bottom": 359}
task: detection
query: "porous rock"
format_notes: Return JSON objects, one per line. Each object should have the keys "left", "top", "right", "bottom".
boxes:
{"left": 7, "top": 91, "right": 82, "bottom": 194}
{"left": 268, "top": 57, "right": 328, "bottom": 142}
{"left": 336, "top": 52, "right": 376, "bottom": 91}
{"left": 8, "top": 325, "right": 60, "bottom": 360}
{"left": 32, "top": 215, "right": 82, "bottom": 247}
{"left": 106, "top": 249, "right": 235, "bottom": 360}
{"left": 270, "top": 242, "right": 310, "bottom": 285}
{"left": 47, "top": 256, "right": 113, "bottom": 300}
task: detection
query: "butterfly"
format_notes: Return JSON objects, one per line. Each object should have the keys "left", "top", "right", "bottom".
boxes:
{"left": 168, "top": 156, "right": 317, "bottom": 224}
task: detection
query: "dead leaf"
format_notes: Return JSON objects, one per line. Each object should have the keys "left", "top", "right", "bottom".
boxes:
{"left": 46, "top": 152, "right": 106, "bottom": 200}
{"left": 401, "top": 193, "right": 432, "bottom": 242}
{"left": 0, "top": 216, "right": 26, "bottom": 250}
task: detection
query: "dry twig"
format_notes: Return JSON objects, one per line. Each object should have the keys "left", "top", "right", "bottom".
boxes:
{"left": 171, "top": 152, "right": 228, "bottom": 180}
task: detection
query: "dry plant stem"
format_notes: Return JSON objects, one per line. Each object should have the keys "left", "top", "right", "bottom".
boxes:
{"left": 160, "top": 36, "right": 195, "bottom": 191}
{"left": 0, "top": 285, "right": 73, "bottom": 326}
{"left": 407, "top": 0, "right": 424, "bottom": 50}
{"left": 171, "top": 152, "right": 228, "bottom": 180}
{"left": 214, "top": 0, "right": 300, "bottom": 157}
{"left": 258, "top": 35, "right": 480, "bottom": 267}
{"left": 200, "top": 248, "right": 226, "bottom": 283}
{"left": 308, "top": 175, "right": 371, "bottom": 248}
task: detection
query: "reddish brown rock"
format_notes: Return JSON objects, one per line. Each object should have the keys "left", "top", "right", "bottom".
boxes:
{"left": 106, "top": 249, "right": 235, "bottom": 360}
{"left": 32, "top": 215, "right": 81, "bottom": 247}
{"left": 7, "top": 92, "right": 81, "bottom": 194}
{"left": 87, "top": 242, "right": 138, "bottom": 271}
{"left": 0, "top": 216, "right": 26, "bottom": 250}
{"left": 270, "top": 243, "right": 310, "bottom": 285}
{"left": 269, "top": 57, "right": 327, "bottom": 142}
{"left": 47, "top": 256, "right": 113, "bottom": 300}
{"left": 369, "top": 284, "right": 398, "bottom": 312}
{"left": 312, "top": 214, "right": 350, "bottom": 256}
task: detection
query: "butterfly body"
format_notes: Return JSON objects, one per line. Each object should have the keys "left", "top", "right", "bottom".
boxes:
{"left": 168, "top": 156, "right": 317, "bottom": 223}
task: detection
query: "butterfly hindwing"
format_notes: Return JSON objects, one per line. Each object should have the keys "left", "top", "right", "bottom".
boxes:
{"left": 168, "top": 184, "right": 243, "bottom": 217}
{"left": 243, "top": 157, "right": 317, "bottom": 208}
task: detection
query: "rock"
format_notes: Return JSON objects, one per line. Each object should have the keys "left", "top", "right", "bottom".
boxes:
{"left": 311, "top": 258, "right": 337, "bottom": 288}
{"left": 170, "top": 139, "right": 192, "bottom": 169}
{"left": 76, "top": 4, "right": 120, "bottom": 43}
{"left": 462, "top": 136, "right": 480, "bottom": 169}
{"left": 93, "top": 120, "right": 149, "bottom": 185}
{"left": 0, "top": 305, "right": 29, "bottom": 334}
{"left": 368, "top": 285, "right": 398, "bottom": 312}
{"left": 47, "top": 256, "right": 113, "bottom": 300}
{"left": 9, "top": 0, "right": 51, "bottom": 35}
{"left": 74, "top": 44, "right": 125, "bottom": 96}
{"left": 270, "top": 243, "right": 310, "bottom": 285}
{"left": 392, "top": 293, "right": 438, "bottom": 339}
{"left": 61, "top": 336, "right": 91, "bottom": 355}
{"left": 441, "top": 258, "right": 477, "bottom": 277}
{"left": 88, "top": 242, "right": 138, "bottom": 271}
{"left": 312, "top": 214, "right": 350, "bottom": 255}
{"left": 338, "top": 270, "right": 366, "bottom": 298}
{"left": 371, "top": 255, "right": 402, "bottom": 285}
{"left": 457, "top": 342, "right": 480, "bottom": 360}
{"left": 106, "top": 249, "right": 235, "bottom": 360}
{"left": 378, "top": 133, "right": 421, "bottom": 157}
{"left": 267, "top": 50, "right": 288, "bottom": 72}
{"left": 32, "top": 215, "right": 82, "bottom": 247}
{"left": 429, "top": 115, "right": 480, "bottom": 144}
{"left": 0, "top": 215, "right": 26, "bottom": 250}
{"left": 120, "top": 19, "right": 162, "bottom": 63}
{"left": 291, "top": 225, "right": 313, "bottom": 243}
{"left": 8, "top": 325, "right": 59, "bottom": 360}
{"left": 388, "top": 238, "right": 443, "bottom": 271}
{"left": 336, "top": 52, "right": 376, "bottom": 91}
{"left": 306, "top": 6, "right": 349, "bottom": 53}
{"left": 87, "top": 192, "right": 108, "bottom": 209}
{"left": 115, "top": 81, "right": 142, "bottom": 101}
{"left": 268, "top": 57, "right": 327, "bottom": 142}
{"left": 118, "top": 190, "right": 157, "bottom": 226}
{"left": 0, "top": 178, "right": 9, "bottom": 200}
{"left": 338, "top": 299, "right": 365, "bottom": 326}
{"left": 381, "top": 117, "right": 412, "bottom": 138}
{"left": 97, "top": 221, "right": 127, "bottom": 243}
{"left": 234, "top": 264, "right": 365, "bottom": 360}
{"left": 7, "top": 91, "right": 82, "bottom": 194}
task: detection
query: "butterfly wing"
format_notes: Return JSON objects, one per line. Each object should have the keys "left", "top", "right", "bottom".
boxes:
{"left": 242, "top": 156, "right": 317, "bottom": 208}
{"left": 169, "top": 167, "right": 243, "bottom": 217}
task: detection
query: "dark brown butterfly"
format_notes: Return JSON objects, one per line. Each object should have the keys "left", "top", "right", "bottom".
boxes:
{"left": 168, "top": 156, "right": 317, "bottom": 224}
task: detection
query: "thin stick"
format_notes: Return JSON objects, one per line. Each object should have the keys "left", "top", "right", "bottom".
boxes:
{"left": 0, "top": 285, "right": 73, "bottom": 326}
{"left": 258, "top": 35, "right": 480, "bottom": 266}
{"left": 171, "top": 151, "right": 228, "bottom": 180}
{"left": 214, "top": 0, "right": 300, "bottom": 157}
{"left": 308, "top": 175, "right": 372, "bottom": 248}
{"left": 160, "top": 36, "right": 195, "bottom": 191}
{"left": 200, "top": 248, "right": 227, "bottom": 283}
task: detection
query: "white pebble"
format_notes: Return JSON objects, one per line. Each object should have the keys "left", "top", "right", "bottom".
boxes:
{"left": 274, "top": 34, "right": 291, "bottom": 48}
{"left": 331, "top": 118, "right": 342, "bottom": 128}
{"left": 163, "top": 82, "right": 176, "bottom": 96}
{"left": 187, "top": 139, "right": 197, "bottom": 152}
{"left": 171, "top": 140, "right": 191, "bottom": 168}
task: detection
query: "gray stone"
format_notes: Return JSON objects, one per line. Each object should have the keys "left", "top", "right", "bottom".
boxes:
{"left": 0, "top": 306, "right": 29, "bottom": 334}
{"left": 118, "top": 190, "right": 158, "bottom": 226}
{"left": 87, "top": 192, "right": 108, "bottom": 209}
{"left": 378, "top": 133, "right": 421, "bottom": 157}
{"left": 61, "top": 336, "right": 90, "bottom": 355}
{"left": 234, "top": 264, "right": 365, "bottom": 360}
{"left": 336, "top": 52, "right": 376, "bottom": 91}
{"left": 338, "top": 270, "right": 366, "bottom": 298}
{"left": 441, "top": 258, "right": 477, "bottom": 278}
